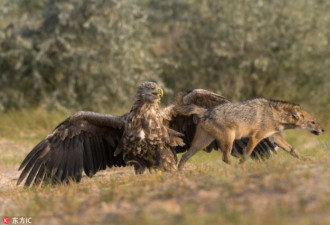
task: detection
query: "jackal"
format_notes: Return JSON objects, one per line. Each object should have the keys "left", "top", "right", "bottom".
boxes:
{"left": 176, "top": 98, "right": 324, "bottom": 169}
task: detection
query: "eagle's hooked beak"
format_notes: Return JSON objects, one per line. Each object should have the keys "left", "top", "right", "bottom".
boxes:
{"left": 159, "top": 88, "right": 164, "bottom": 97}
{"left": 152, "top": 88, "right": 163, "bottom": 99}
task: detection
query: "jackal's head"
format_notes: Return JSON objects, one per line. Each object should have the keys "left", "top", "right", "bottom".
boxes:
{"left": 291, "top": 106, "right": 325, "bottom": 135}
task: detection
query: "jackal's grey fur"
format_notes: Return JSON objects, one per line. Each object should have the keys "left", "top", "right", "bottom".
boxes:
{"left": 176, "top": 98, "right": 324, "bottom": 169}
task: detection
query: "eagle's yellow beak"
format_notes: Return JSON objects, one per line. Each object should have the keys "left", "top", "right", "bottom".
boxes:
{"left": 152, "top": 88, "right": 163, "bottom": 99}
{"left": 159, "top": 88, "right": 164, "bottom": 97}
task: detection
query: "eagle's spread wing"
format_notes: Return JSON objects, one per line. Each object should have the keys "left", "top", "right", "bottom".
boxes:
{"left": 164, "top": 89, "right": 276, "bottom": 159}
{"left": 17, "top": 111, "right": 126, "bottom": 187}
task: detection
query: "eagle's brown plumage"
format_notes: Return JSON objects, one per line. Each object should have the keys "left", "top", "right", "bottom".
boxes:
{"left": 17, "top": 82, "right": 185, "bottom": 186}
{"left": 114, "top": 82, "right": 184, "bottom": 173}
{"left": 17, "top": 83, "right": 276, "bottom": 187}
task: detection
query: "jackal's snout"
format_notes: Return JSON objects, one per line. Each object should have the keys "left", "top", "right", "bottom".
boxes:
{"left": 294, "top": 109, "right": 324, "bottom": 136}
{"left": 312, "top": 128, "right": 325, "bottom": 135}
{"left": 311, "top": 130, "right": 323, "bottom": 135}
{"left": 309, "top": 122, "right": 324, "bottom": 136}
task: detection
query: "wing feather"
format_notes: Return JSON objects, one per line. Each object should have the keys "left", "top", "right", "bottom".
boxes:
{"left": 18, "top": 141, "right": 48, "bottom": 171}
{"left": 17, "top": 111, "right": 127, "bottom": 187}
{"left": 25, "top": 158, "right": 44, "bottom": 186}
{"left": 34, "top": 165, "right": 46, "bottom": 186}
{"left": 181, "top": 89, "right": 231, "bottom": 107}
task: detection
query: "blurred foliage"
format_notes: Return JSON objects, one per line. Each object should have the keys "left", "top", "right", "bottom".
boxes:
{"left": 148, "top": 0, "right": 330, "bottom": 114}
{"left": 0, "top": 0, "right": 329, "bottom": 119}
{"left": 0, "top": 0, "right": 161, "bottom": 111}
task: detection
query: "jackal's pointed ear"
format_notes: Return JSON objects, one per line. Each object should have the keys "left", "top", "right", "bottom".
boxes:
{"left": 292, "top": 108, "right": 302, "bottom": 120}
{"left": 292, "top": 111, "right": 299, "bottom": 119}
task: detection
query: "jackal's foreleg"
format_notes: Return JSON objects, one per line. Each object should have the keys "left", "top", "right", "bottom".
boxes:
{"left": 217, "top": 132, "right": 235, "bottom": 164}
{"left": 218, "top": 140, "right": 234, "bottom": 165}
{"left": 270, "top": 133, "right": 300, "bottom": 158}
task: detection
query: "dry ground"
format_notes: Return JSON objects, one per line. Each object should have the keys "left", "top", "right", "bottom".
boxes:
{"left": 0, "top": 110, "right": 329, "bottom": 225}
{"left": 1, "top": 136, "right": 330, "bottom": 225}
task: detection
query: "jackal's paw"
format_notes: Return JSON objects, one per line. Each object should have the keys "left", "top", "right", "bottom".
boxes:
{"left": 300, "top": 155, "right": 312, "bottom": 162}
{"left": 223, "top": 160, "right": 232, "bottom": 165}
{"left": 178, "top": 162, "right": 185, "bottom": 171}
{"left": 238, "top": 158, "right": 246, "bottom": 164}
{"left": 289, "top": 148, "right": 300, "bottom": 159}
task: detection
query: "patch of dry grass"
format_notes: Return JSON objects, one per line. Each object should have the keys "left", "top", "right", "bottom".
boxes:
{"left": 0, "top": 108, "right": 68, "bottom": 143}
{"left": 0, "top": 110, "right": 329, "bottom": 225}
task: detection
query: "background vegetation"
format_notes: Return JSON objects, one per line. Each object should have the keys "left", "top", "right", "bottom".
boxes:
{"left": 0, "top": 0, "right": 329, "bottom": 121}
{"left": 0, "top": 1, "right": 329, "bottom": 225}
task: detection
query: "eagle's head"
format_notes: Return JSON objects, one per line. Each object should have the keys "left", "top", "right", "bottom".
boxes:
{"left": 136, "top": 82, "right": 164, "bottom": 103}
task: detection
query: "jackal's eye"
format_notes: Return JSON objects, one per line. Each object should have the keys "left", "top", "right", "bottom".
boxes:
{"left": 311, "top": 121, "right": 316, "bottom": 125}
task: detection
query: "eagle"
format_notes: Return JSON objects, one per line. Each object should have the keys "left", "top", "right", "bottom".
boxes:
{"left": 17, "top": 82, "right": 276, "bottom": 186}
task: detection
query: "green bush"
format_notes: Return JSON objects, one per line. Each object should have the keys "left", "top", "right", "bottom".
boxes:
{"left": 0, "top": 0, "right": 329, "bottom": 121}
{"left": 0, "top": 0, "right": 161, "bottom": 111}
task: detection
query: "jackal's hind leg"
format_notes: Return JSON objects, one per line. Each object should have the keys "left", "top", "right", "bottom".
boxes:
{"left": 178, "top": 127, "right": 214, "bottom": 171}
{"left": 239, "top": 136, "right": 261, "bottom": 164}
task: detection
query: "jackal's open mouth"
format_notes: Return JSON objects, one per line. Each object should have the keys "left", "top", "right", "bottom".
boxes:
{"left": 311, "top": 130, "right": 321, "bottom": 135}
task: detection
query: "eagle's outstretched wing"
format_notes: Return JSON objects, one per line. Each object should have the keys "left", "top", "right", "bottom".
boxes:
{"left": 17, "top": 111, "right": 127, "bottom": 187}
{"left": 163, "top": 89, "right": 276, "bottom": 159}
